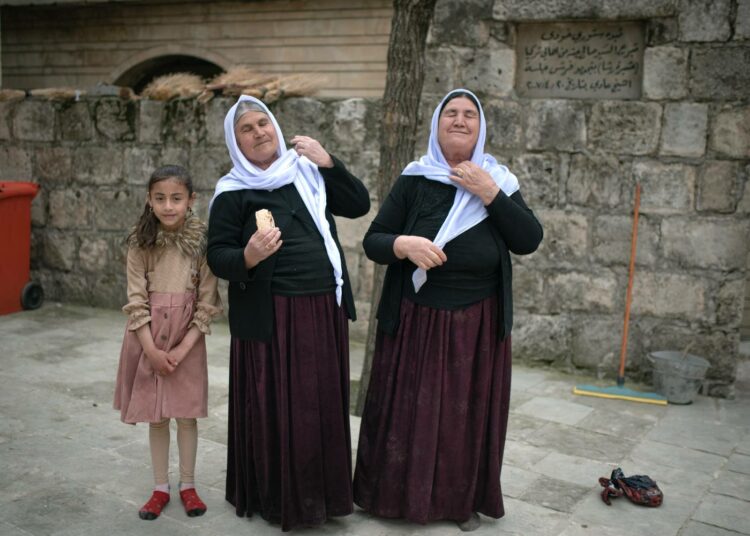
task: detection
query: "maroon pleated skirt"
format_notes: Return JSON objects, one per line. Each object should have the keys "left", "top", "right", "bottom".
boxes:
{"left": 353, "top": 296, "right": 511, "bottom": 524}
{"left": 226, "top": 293, "right": 353, "bottom": 531}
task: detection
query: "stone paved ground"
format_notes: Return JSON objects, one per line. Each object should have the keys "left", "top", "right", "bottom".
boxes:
{"left": 1, "top": 303, "right": 748, "bottom": 536}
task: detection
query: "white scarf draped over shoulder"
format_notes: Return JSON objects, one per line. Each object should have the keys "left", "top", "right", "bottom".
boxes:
{"left": 209, "top": 95, "right": 344, "bottom": 305}
{"left": 401, "top": 88, "right": 520, "bottom": 293}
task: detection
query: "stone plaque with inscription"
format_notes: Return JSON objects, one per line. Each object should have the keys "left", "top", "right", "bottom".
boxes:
{"left": 517, "top": 22, "right": 644, "bottom": 99}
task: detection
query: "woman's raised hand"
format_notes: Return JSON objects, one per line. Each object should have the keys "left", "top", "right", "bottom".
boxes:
{"left": 393, "top": 235, "right": 447, "bottom": 271}
{"left": 244, "top": 227, "right": 282, "bottom": 268}
{"left": 450, "top": 161, "right": 500, "bottom": 205}
{"left": 291, "top": 135, "right": 334, "bottom": 168}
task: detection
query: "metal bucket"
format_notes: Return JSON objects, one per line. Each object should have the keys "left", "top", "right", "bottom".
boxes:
{"left": 647, "top": 350, "right": 710, "bottom": 404}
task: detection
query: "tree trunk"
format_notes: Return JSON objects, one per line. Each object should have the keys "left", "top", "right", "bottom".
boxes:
{"left": 354, "top": 0, "right": 438, "bottom": 416}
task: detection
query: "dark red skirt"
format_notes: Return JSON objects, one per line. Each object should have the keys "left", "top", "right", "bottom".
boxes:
{"left": 353, "top": 296, "right": 511, "bottom": 524}
{"left": 226, "top": 293, "right": 353, "bottom": 531}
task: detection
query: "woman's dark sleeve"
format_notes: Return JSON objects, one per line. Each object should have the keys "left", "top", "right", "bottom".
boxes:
{"left": 362, "top": 175, "right": 410, "bottom": 265}
{"left": 207, "top": 192, "right": 254, "bottom": 282}
{"left": 485, "top": 189, "right": 544, "bottom": 255}
{"left": 319, "top": 154, "right": 371, "bottom": 218}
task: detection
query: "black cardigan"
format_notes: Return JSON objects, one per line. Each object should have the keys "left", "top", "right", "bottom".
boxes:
{"left": 207, "top": 155, "right": 370, "bottom": 341}
{"left": 363, "top": 174, "right": 543, "bottom": 339}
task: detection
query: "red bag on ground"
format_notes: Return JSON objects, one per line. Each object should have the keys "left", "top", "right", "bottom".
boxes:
{"left": 599, "top": 468, "right": 663, "bottom": 507}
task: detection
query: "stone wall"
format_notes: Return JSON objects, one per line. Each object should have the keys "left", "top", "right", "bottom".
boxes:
{"left": 419, "top": 0, "right": 750, "bottom": 395}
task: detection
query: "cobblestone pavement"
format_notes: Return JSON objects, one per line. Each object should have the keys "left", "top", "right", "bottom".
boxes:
{"left": 1, "top": 303, "right": 748, "bottom": 536}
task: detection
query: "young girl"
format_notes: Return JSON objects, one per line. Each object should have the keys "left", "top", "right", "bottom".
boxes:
{"left": 114, "top": 165, "right": 222, "bottom": 520}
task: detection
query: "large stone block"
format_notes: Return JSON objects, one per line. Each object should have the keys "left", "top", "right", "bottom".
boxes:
{"left": 661, "top": 217, "right": 749, "bottom": 271}
{"left": 659, "top": 102, "right": 707, "bottom": 157}
{"left": 483, "top": 99, "right": 523, "bottom": 151}
{"left": 92, "top": 188, "right": 143, "bottom": 231}
{"left": 678, "top": 0, "right": 731, "bottom": 42}
{"left": 462, "top": 45, "right": 515, "bottom": 98}
{"left": 533, "top": 209, "right": 588, "bottom": 262}
{"left": 90, "top": 271, "right": 128, "bottom": 309}
{"left": 73, "top": 146, "right": 124, "bottom": 185}
{"left": 546, "top": 270, "right": 618, "bottom": 313}
{"left": 94, "top": 99, "right": 135, "bottom": 141}
{"left": 12, "top": 100, "right": 56, "bottom": 141}
{"left": 697, "top": 160, "right": 744, "bottom": 213}
{"left": 592, "top": 214, "right": 659, "bottom": 266}
{"left": 30, "top": 190, "right": 47, "bottom": 227}
{"left": 631, "top": 271, "right": 707, "bottom": 320}
{"left": 716, "top": 277, "right": 747, "bottom": 327}
{"left": 430, "top": 0, "right": 491, "bottom": 47}
{"left": 526, "top": 100, "right": 586, "bottom": 152}
{"left": 159, "top": 146, "right": 190, "bottom": 169}
{"left": 512, "top": 313, "right": 570, "bottom": 364}
{"left": 0, "top": 102, "right": 13, "bottom": 140}
{"left": 690, "top": 48, "right": 750, "bottom": 100}
{"left": 273, "top": 98, "right": 327, "bottom": 143}
{"left": 642, "top": 46, "right": 689, "bottom": 100}
{"left": 48, "top": 188, "right": 91, "bottom": 229}
{"left": 589, "top": 101, "right": 662, "bottom": 155}
{"left": 512, "top": 264, "right": 544, "bottom": 310}
{"left": 512, "top": 153, "right": 562, "bottom": 208}
{"left": 162, "top": 99, "right": 204, "bottom": 145}
{"left": 78, "top": 236, "right": 111, "bottom": 273}
{"left": 423, "top": 46, "right": 472, "bottom": 96}
{"left": 710, "top": 105, "right": 750, "bottom": 158}
{"left": 204, "top": 97, "right": 234, "bottom": 146}
{"left": 566, "top": 153, "right": 629, "bottom": 208}
{"left": 58, "top": 102, "right": 93, "bottom": 142}
{"left": 334, "top": 206, "right": 375, "bottom": 250}
{"left": 189, "top": 147, "right": 231, "bottom": 191}
{"left": 738, "top": 166, "right": 750, "bottom": 213}
{"left": 492, "top": 0, "right": 676, "bottom": 20}
{"left": 123, "top": 147, "right": 160, "bottom": 186}
{"left": 633, "top": 160, "right": 696, "bottom": 214}
{"left": 336, "top": 150, "right": 379, "bottom": 192}
{"left": 570, "top": 316, "right": 624, "bottom": 369}
{"left": 138, "top": 99, "right": 165, "bottom": 144}
{"left": 42, "top": 231, "right": 77, "bottom": 271}
{"left": 737, "top": 0, "right": 750, "bottom": 40}
{"left": 330, "top": 98, "right": 368, "bottom": 152}
{"left": 0, "top": 146, "right": 33, "bottom": 181}
{"left": 645, "top": 17, "right": 679, "bottom": 46}
{"left": 34, "top": 146, "right": 73, "bottom": 183}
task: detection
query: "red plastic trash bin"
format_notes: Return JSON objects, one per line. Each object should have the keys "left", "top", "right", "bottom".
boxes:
{"left": 0, "top": 182, "right": 44, "bottom": 315}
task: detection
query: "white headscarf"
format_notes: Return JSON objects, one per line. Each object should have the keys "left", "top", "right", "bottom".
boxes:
{"left": 209, "top": 95, "right": 344, "bottom": 305}
{"left": 402, "top": 88, "right": 520, "bottom": 292}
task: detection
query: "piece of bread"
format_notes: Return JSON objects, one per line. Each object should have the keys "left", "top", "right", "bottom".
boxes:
{"left": 255, "top": 209, "right": 275, "bottom": 230}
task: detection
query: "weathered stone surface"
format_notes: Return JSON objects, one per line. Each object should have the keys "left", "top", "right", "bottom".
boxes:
{"left": 661, "top": 217, "right": 749, "bottom": 271}
{"left": 512, "top": 153, "right": 561, "bottom": 207}
{"left": 692, "top": 494, "right": 749, "bottom": 533}
{"left": 519, "top": 477, "right": 589, "bottom": 513}
{"left": 690, "top": 48, "right": 750, "bottom": 100}
{"left": 570, "top": 315, "right": 622, "bottom": 368}
{"left": 430, "top": 0, "right": 491, "bottom": 47}
{"left": 483, "top": 99, "right": 523, "bottom": 151}
{"left": 660, "top": 102, "right": 707, "bottom": 157}
{"left": 273, "top": 98, "right": 327, "bottom": 142}
{"left": 716, "top": 277, "right": 747, "bottom": 327}
{"left": 422, "top": 46, "right": 471, "bottom": 97}
{"left": 42, "top": 231, "right": 77, "bottom": 271}
{"left": 634, "top": 160, "right": 696, "bottom": 214}
{"left": 463, "top": 44, "right": 515, "bottom": 97}
{"left": 189, "top": 147, "right": 231, "bottom": 191}
{"left": 330, "top": 98, "right": 367, "bottom": 152}
{"left": 643, "top": 46, "right": 689, "bottom": 100}
{"left": 94, "top": 99, "right": 135, "bottom": 141}
{"left": 78, "top": 237, "right": 111, "bottom": 273}
{"left": 678, "top": 0, "right": 731, "bottom": 42}
{"left": 158, "top": 146, "right": 190, "bottom": 170}
{"left": 336, "top": 150, "right": 379, "bottom": 192}
{"left": 566, "top": 154, "right": 629, "bottom": 208}
{"left": 589, "top": 101, "right": 662, "bottom": 155}
{"left": 526, "top": 100, "right": 586, "bottom": 152}
{"left": 30, "top": 190, "right": 47, "bottom": 227}
{"left": 204, "top": 97, "right": 233, "bottom": 146}
{"left": 738, "top": 167, "right": 750, "bottom": 213}
{"left": 593, "top": 214, "right": 659, "bottom": 266}
{"left": 737, "top": 0, "right": 750, "bottom": 40}
{"left": 0, "top": 146, "right": 33, "bottom": 181}
{"left": 334, "top": 208, "right": 374, "bottom": 250}
{"left": 631, "top": 271, "right": 707, "bottom": 320}
{"left": 122, "top": 147, "right": 160, "bottom": 185}
{"left": 0, "top": 102, "right": 12, "bottom": 140}
{"left": 533, "top": 209, "right": 588, "bottom": 262}
{"left": 48, "top": 189, "right": 91, "bottom": 229}
{"left": 73, "top": 146, "right": 124, "bottom": 185}
{"left": 92, "top": 189, "right": 143, "bottom": 231}
{"left": 513, "top": 313, "right": 570, "bottom": 364}
{"left": 645, "top": 17, "right": 679, "bottom": 46}
{"left": 58, "top": 102, "right": 93, "bottom": 141}
{"left": 492, "top": 0, "right": 676, "bottom": 20}
{"left": 12, "top": 100, "right": 55, "bottom": 141}
{"left": 513, "top": 264, "right": 544, "bottom": 310}
{"left": 91, "top": 271, "right": 128, "bottom": 309}
{"left": 162, "top": 99, "right": 203, "bottom": 145}
{"left": 697, "top": 160, "right": 743, "bottom": 213}
{"left": 710, "top": 105, "right": 750, "bottom": 158}
{"left": 137, "top": 99, "right": 164, "bottom": 144}
{"left": 34, "top": 146, "right": 73, "bottom": 183}
{"left": 546, "top": 271, "right": 617, "bottom": 313}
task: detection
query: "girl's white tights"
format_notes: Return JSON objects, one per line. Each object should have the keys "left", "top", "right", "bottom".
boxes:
{"left": 149, "top": 418, "right": 198, "bottom": 488}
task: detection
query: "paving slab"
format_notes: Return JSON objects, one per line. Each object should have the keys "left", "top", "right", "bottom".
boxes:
{"left": 727, "top": 452, "right": 750, "bottom": 475}
{"left": 692, "top": 494, "right": 750, "bottom": 534}
{"left": 710, "top": 469, "right": 750, "bottom": 501}
{"left": 514, "top": 396, "right": 594, "bottom": 425}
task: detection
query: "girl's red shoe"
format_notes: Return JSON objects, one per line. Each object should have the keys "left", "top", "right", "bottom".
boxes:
{"left": 138, "top": 490, "right": 170, "bottom": 520}
{"left": 179, "top": 487, "right": 207, "bottom": 517}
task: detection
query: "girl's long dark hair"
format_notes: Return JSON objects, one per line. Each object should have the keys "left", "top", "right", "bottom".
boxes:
{"left": 128, "top": 165, "right": 194, "bottom": 249}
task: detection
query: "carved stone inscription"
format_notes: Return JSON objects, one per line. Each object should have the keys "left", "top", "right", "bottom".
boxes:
{"left": 517, "top": 22, "right": 644, "bottom": 99}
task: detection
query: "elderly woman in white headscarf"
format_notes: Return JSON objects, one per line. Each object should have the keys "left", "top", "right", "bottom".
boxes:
{"left": 353, "top": 89, "right": 543, "bottom": 531}
{"left": 207, "top": 95, "right": 370, "bottom": 531}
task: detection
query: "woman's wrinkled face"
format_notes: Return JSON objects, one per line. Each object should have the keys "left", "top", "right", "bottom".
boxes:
{"left": 437, "top": 96, "right": 480, "bottom": 162}
{"left": 234, "top": 110, "right": 279, "bottom": 169}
